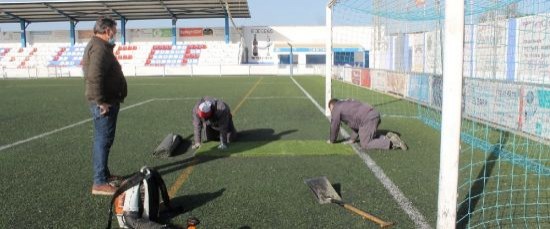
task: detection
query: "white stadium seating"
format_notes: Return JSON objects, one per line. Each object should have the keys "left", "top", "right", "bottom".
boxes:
{"left": 0, "top": 41, "right": 240, "bottom": 70}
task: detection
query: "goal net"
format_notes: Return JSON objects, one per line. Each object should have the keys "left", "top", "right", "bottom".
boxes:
{"left": 329, "top": 0, "right": 550, "bottom": 227}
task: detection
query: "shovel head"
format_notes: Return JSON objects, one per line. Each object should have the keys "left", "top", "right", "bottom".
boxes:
{"left": 304, "top": 176, "right": 342, "bottom": 204}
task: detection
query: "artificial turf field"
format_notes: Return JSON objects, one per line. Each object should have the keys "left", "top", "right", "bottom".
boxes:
{"left": 2, "top": 75, "right": 540, "bottom": 228}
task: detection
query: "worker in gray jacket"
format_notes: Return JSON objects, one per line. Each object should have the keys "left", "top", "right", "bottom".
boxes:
{"left": 327, "top": 98, "right": 407, "bottom": 150}
{"left": 192, "top": 97, "right": 237, "bottom": 150}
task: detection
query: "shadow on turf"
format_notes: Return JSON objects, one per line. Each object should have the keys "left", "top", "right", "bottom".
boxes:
{"left": 153, "top": 129, "right": 297, "bottom": 176}
{"left": 456, "top": 133, "right": 509, "bottom": 228}
{"left": 160, "top": 188, "right": 226, "bottom": 227}
{"left": 333, "top": 129, "right": 398, "bottom": 144}
{"left": 237, "top": 128, "right": 297, "bottom": 141}
{"left": 170, "top": 134, "right": 193, "bottom": 158}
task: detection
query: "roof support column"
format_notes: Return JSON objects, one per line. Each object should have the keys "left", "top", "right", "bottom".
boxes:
{"left": 20, "top": 19, "right": 28, "bottom": 48}
{"left": 120, "top": 17, "right": 127, "bottom": 45}
{"left": 224, "top": 11, "right": 230, "bottom": 44}
{"left": 70, "top": 20, "right": 76, "bottom": 47}
{"left": 171, "top": 17, "right": 177, "bottom": 46}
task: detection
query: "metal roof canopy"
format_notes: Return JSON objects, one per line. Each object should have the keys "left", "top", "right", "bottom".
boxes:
{"left": 0, "top": 0, "right": 250, "bottom": 23}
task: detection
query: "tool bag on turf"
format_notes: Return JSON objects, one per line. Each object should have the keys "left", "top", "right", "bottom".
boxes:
{"left": 106, "top": 166, "right": 172, "bottom": 229}
{"left": 153, "top": 133, "right": 182, "bottom": 158}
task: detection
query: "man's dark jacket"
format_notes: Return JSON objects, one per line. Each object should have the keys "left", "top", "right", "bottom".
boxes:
{"left": 82, "top": 36, "right": 127, "bottom": 104}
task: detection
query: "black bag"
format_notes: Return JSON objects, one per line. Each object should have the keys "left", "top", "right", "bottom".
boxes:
{"left": 153, "top": 133, "right": 182, "bottom": 158}
{"left": 106, "top": 167, "right": 172, "bottom": 229}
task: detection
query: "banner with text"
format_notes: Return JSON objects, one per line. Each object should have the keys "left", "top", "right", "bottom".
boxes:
{"left": 352, "top": 68, "right": 361, "bottom": 85}
{"left": 474, "top": 21, "right": 508, "bottom": 80}
{"left": 463, "top": 24, "right": 475, "bottom": 78}
{"left": 370, "top": 69, "right": 388, "bottom": 92}
{"left": 179, "top": 28, "right": 203, "bottom": 37}
{"left": 410, "top": 33, "right": 425, "bottom": 72}
{"left": 520, "top": 85, "right": 550, "bottom": 139}
{"left": 515, "top": 15, "right": 550, "bottom": 83}
{"left": 425, "top": 30, "right": 442, "bottom": 75}
{"left": 386, "top": 72, "right": 407, "bottom": 96}
{"left": 431, "top": 75, "right": 443, "bottom": 108}
{"left": 463, "top": 79, "right": 521, "bottom": 130}
{"left": 407, "top": 73, "right": 430, "bottom": 104}
{"left": 131, "top": 29, "right": 172, "bottom": 39}
{"left": 245, "top": 27, "right": 275, "bottom": 64}
{"left": 360, "top": 68, "right": 371, "bottom": 88}
{"left": 332, "top": 66, "right": 344, "bottom": 80}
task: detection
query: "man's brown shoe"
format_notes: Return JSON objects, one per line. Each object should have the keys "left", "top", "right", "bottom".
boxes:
{"left": 92, "top": 183, "right": 116, "bottom": 195}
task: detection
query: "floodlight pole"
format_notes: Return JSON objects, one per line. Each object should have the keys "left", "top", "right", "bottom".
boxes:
{"left": 120, "top": 16, "right": 127, "bottom": 45}
{"left": 171, "top": 17, "right": 177, "bottom": 46}
{"left": 436, "top": 0, "right": 464, "bottom": 228}
{"left": 4, "top": 11, "right": 29, "bottom": 48}
{"left": 20, "top": 19, "right": 28, "bottom": 48}
{"left": 325, "top": 1, "right": 335, "bottom": 116}
{"left": 287, "top": 42, "right": 293, "bottom": 77}
{"left": 224, "top": 10, "right": 230, "bottom": 44}
{"left": 108, "top": 5, "right": 127, "bottom": 45}
{"left": 69, "top": 20, "right": 76, "bottom": 47}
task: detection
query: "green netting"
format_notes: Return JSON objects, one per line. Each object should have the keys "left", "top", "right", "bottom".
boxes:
{"left": 331, "top": 0, "right": 550, "bottom": 227}
{"left": 336, "top": 0, "right": 526, "bottom": 21}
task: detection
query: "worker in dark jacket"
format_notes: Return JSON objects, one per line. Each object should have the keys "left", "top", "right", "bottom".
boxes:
{"left": 327, "top": 98, "right": 407, "bottom": 150}
{"left": 192, "top": 97, "right": 237, "bottom": 150}
{"left": 83, "top": 17, "right": 127, "bottom": 195}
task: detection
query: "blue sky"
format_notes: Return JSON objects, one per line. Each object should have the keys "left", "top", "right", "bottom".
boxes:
{"left": 0, "top": 0, "right": 328, "bottom": 31}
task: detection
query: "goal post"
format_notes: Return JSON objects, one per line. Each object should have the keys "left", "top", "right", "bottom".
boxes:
{"left": 325, "top": 0, "right": 335, "bottom": 116}
{"left": 436, "top": 0, "right": 465, "bottom": 227}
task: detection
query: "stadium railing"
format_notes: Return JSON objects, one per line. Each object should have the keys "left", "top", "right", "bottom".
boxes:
{"left": 0, "top": 64, "right": 326, "bottom": 78}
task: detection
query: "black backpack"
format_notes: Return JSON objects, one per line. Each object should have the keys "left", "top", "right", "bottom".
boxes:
{"left": 106, "top": 166, "right": 172, "bottom": 229}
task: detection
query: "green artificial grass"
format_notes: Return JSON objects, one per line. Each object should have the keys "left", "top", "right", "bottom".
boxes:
{"left": 1, "top": 76, "right": 546, "bottom": 228}
{"left": 162, "top": 155, "right": 419, "bottom": 228}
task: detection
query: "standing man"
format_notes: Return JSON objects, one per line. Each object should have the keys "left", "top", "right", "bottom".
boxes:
{"left": 83, "top": 17, "right": 127, "bottom": 195}
{"left": 192, "top": 97, "right": 237, "bottom": 150}
{"left": 327, "top": 98, "right": 407, "bottom": 151}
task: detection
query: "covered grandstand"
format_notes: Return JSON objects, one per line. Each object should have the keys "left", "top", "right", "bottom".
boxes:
{"left": 0, "top": 0, "right": 252, "bottom": 77}
{"left": 0, "top": 1, "right": 370, "bottom": 78}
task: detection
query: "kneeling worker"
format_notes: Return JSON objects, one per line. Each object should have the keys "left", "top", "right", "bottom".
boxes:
{"left": 192, "top": 97, "right": 237, "bottom": 150}
{"left": 327, "top": 98, "right": 407, "bottom": 150}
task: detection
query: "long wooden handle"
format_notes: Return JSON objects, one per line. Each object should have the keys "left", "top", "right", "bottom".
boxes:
{"left": 342, "top": 203, "right": 394, "bottom": 228}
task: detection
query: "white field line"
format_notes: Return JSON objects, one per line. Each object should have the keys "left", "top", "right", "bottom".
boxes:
{"left": 3, "top": 84, "right": 81, "bottom": 88}
{"left": 247, "top": 96, "right": 307, "bottom": 100}
{"left": 289, "top": 77, "right": 432, "bottom": 229}
{"left": 289, "top": 77, "right": 326, "bottom": 114}
{"left": 154, "top": 97, "right": 200, "bottom": 101}
{"left": 0, "top": 97, "right": 197, "bottom": 152}
{"left": 0, "top": 118, "right": 94, "bottom": 152}
{"left": 156, "top": 97, "right": 307, "bottom": 101}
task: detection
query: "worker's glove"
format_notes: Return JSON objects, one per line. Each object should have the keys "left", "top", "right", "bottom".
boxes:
{"left": 192, "top": 143, "right": 201, "bottom": 150}
{"left": 218, "top": 143, "right": 228, "bottom": 150}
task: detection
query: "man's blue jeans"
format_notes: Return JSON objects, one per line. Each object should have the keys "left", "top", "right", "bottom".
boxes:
{"left": 90, "top": 102, "right": 120, "bottom": 185}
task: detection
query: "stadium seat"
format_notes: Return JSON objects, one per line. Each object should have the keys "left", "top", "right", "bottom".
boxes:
{"left": 145, "top": 44, "right": 196, "bottom": 66}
